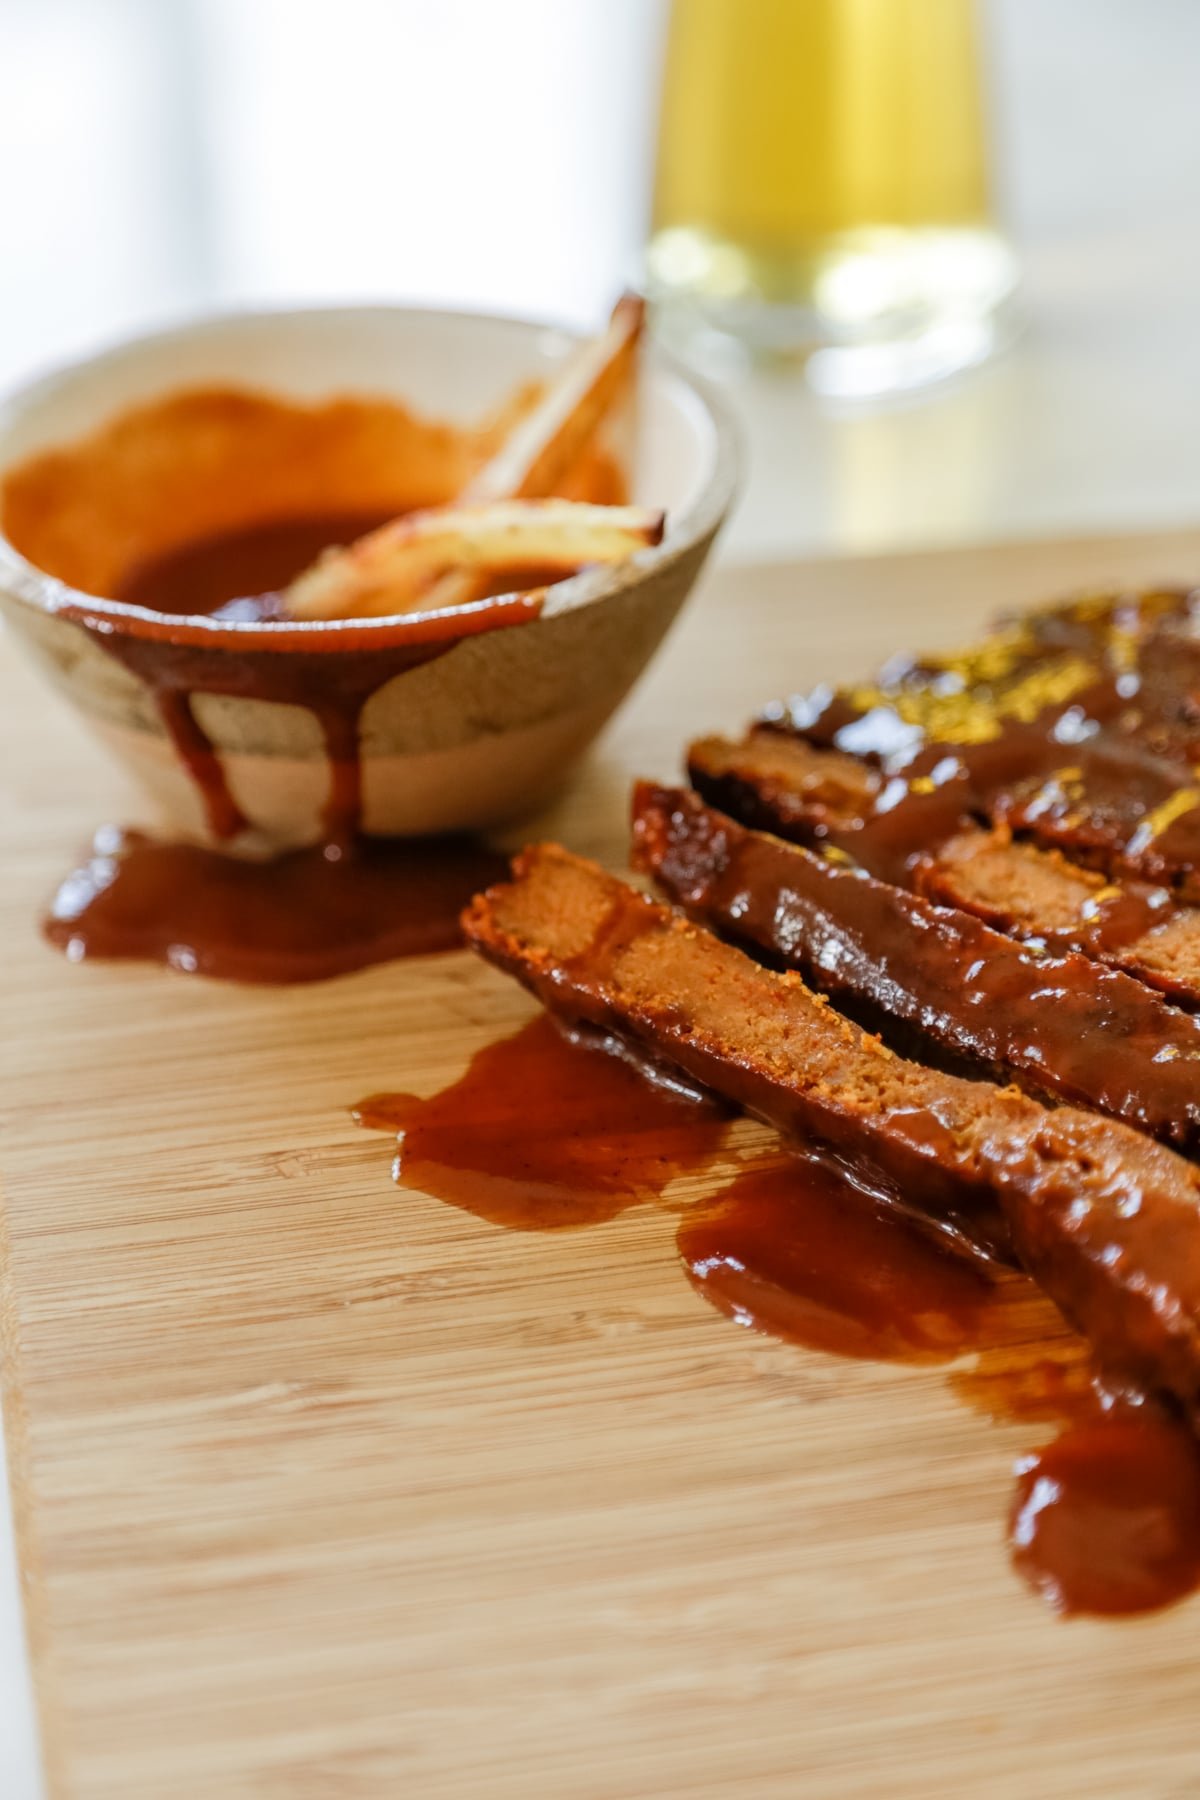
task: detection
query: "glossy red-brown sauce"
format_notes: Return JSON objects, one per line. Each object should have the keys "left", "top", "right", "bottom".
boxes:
{"left": 117, "top": 511, "right": 579, "bottom": 629}
{"left": 358, "top": 1013, "right": 1200, "bottom": 1619}
{"left": 39, "top": 512, "right": 541, "bottom": 979}
{"left": 677, "top": 1157, "right": 1200, "bottom": 1615}
{"left": 356, "top": 1014, "right": 729, "bottom": 1228}
{"left": 117, "top": 510, "right": 396, "bottom": 619}
{"left": 676, "top": 1159, "right": 998, "bottom": 1362}
{"left": 4, "top": 385, "right": 625, "bottom": 983}
{"left": 949, "top": 1298, "right": 1200, "bottom": 1616}
{"left": 44, "top": 824, "right": 508, "bottom": 982}
{"left": 1008, "top": 1415, "right": 1200, "bottom": 1617}
{"left": 689, "top": 1165, "right": 1200, "bottom": 1618}
{"left": 92, "top": 518, "right": 544, "bottom": 847}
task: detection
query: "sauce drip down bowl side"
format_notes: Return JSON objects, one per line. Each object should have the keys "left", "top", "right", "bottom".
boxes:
{"left": 0, "top": 305, "right": 738, "bottom": 849}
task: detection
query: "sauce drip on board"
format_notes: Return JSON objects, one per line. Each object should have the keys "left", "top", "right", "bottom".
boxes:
{"left": 676, "top": 1159, "right": 998, "bottom": 1362}
{"left": 683, "top": 1165, "right": 1200, "bottom": 1618}
{"left": 359, "top": 1012, "right": 1200, "bottom": 1618}
{"left": 41, "top": 512, "right": 541, "bottom": 980}
{"left": 355, "top": 1014, "right": 729, "bottom": 1228}
{"left": 686, "top": 1167, "right": 1200, "bottom": 1619}
{"left": 1009, "top": 1415, "right": 1200, "bottom": 1618}
{"left": 45, "top": 825, "right": 508, "bottom": 982}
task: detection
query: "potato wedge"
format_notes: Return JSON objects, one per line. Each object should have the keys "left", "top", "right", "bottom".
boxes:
{"left": 416, "top": 293, "right": 645, "bottom": 614}
{"left": 284, "top": 498, "right": 665, "bottom": 622}
{"left": 461, "top": 292, "right": 644, "bottom": 505}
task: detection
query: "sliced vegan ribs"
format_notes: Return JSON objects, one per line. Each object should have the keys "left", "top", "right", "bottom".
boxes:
{"left": 462, "top": 588, "right": 1200, "bottom": 1424}
{"left": 695, "top": 716, "right": 1200, "bottom": 896}
{"left": 700, "top": 586, "right": 1200, "bottom": 896}
{"left": 686, "top": 730, "right": 884, "bottom": 838}
{"left": 631, "top": 783, "right": 1200, "bottom": 1149}
{"left": 689, "top": 587, "right": 1200, "bottom": 1002}
{"left": 463, "top": 845, "right": 1200, "bottom": 1416}
{"left": 921, "top": 829, "right": 1200, "bottom": 1008}
{"left": 919, "top": 827, "right": 1158, "bottom": 942}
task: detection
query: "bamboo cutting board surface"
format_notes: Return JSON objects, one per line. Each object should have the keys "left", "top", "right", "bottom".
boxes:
{"left": 6, "top": 530, "right": 1200, "bottom": 1800}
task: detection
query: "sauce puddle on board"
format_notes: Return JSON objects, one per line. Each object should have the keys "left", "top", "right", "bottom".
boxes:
{"left": 356, "top": 1015, "right": 730, "bottom": 1229}
{"left": 1008, "top": 1415, "right": 1200, "bottom": 1618}
{"left": 676, "top": 1159, "right": 998, "bottom": 1363}
{"left": 360, "top": 1014, "right": 1200, "bottom": 1619}
{"left": 45, "top": 826, "right": 507, "bottom": 983}
{"left": 42, "top": 512, "right": 538, "bottom": 981}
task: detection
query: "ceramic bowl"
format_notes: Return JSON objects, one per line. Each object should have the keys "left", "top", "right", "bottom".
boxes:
{"left": 0, "top": 305, "right": 738, "bottom": 847}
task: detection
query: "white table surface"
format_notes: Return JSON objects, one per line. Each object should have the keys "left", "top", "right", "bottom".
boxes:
{"left": 0, "top": 1446, "right": 39, "bottom": 1800}
{"left": 5, "top": 4, "right": 1200, "bottom": 1792}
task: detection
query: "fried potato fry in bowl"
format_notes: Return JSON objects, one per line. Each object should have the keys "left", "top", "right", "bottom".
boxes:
{"left": 0, "top": 303, "right": 738, "bottom": 846}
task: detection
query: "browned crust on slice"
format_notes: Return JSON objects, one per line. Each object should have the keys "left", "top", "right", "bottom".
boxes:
{"left": 464, "top": 844, "right": 1200, "bottom": 1416}
{"left": 688, "top": 730, "right": 880, "bottom": 835}
{"left": 921, "top": 827, "right": 1108, "bottom": 933}
{"left": 1121, "top": 912, "right": 1200, "bottom": 998}
{"left": 922, "top": 829, "right": 1200, "bottom": 1008}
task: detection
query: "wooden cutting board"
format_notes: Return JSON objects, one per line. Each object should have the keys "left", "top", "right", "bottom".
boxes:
{"left": 6, "top": 528, "right": 1200, "bottom": 1800}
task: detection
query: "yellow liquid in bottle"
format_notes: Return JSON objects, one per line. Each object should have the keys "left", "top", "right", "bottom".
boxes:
{"left": 648, "top": 0, "right": 1017, "bottom": 381}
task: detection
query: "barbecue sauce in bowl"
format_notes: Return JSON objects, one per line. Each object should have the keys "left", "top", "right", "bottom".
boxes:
{"left": 4, "top": 385, "right": 621, "bottom": 980}
{"left": 43, "top": 506, "right": 537, "bottom": 980}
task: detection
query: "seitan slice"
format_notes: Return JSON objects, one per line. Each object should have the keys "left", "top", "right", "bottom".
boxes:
{"left": 464, "top": 844, "right": 1200, "bottom": 1416}
{"left": 922, "top": 829, "right": 1200, "bottom": 1009}
{"left": 698, "top": 587, "right": 1200, "bottom": 896}
{"left": 692, "top": 735, "right": 1200, "bottom": 1008}
{"left": 631, "top": 783, "right": 1200, "bottom": 1148}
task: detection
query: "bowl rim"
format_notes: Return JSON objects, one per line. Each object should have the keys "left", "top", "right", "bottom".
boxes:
{"left": 0, "top": 301, "right": 741, "bottom": 651}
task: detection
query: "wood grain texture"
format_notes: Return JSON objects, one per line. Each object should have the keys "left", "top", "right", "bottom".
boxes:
{"left": 6, "top": 529, "right": 1200, "bottom": 1800}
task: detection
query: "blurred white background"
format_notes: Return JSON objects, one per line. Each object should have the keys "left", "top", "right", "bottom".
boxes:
{"left": 3, "top": 0, "right": 1200, "bottom": 563}
{"left": 2, "top": 6, "right": 1200, "bottom": 1793}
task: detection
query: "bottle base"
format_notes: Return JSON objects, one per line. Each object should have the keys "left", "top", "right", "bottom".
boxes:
{"left": 646, "top": 223, "right": 1022, "bottom": 399}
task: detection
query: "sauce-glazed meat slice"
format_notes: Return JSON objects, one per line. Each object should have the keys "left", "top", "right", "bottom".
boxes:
{"left": 691, "top": 733, "right": 1200, "bottom": 1008}
{"left": 686, "top": 730, "right": 882, "bottom": 834}
{"left": 699, "top": 591, "right": 1200, "bottom": 897}
{"left": 630, "top": 783, "right": 1200, "bottom": 1149}
{"left": 463, "top": 844, "right": 1200, "bottom": 1418}
{"left": 922, "top": 830, "right": 1200, "bottom": 1009}
{"left": 922, "top": 828, "right": 1149, "bottom": 940}
{"left": 689, "top": 728, "right": 883, "bottom": 842}
{"left": 691, "top": 721, "right": 1200, "bottom": 900}
{"left": 688, "top": 727, "right": 979, "bottom": 886}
